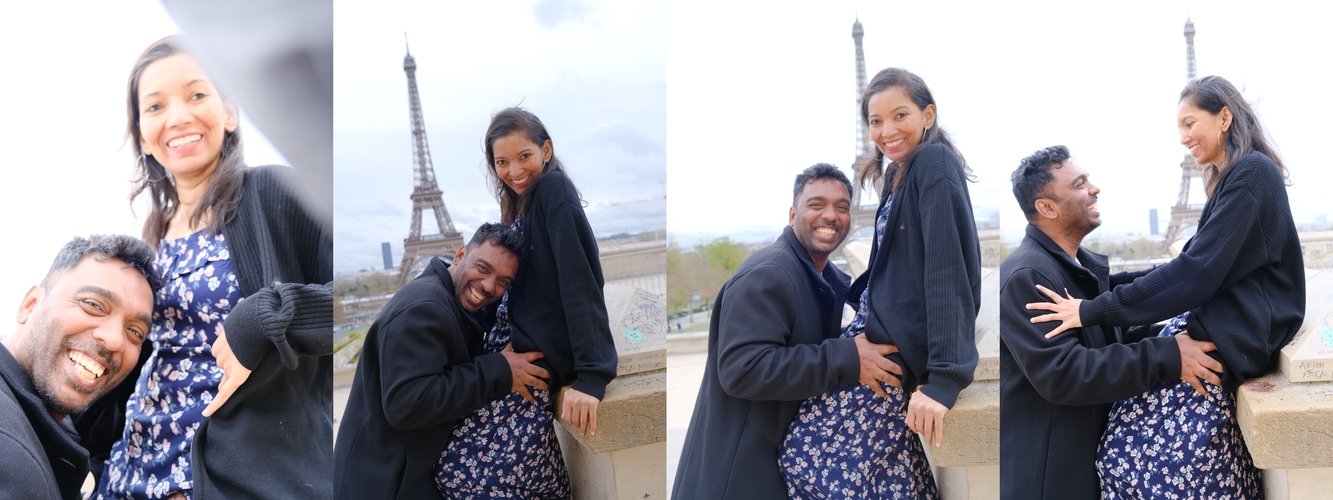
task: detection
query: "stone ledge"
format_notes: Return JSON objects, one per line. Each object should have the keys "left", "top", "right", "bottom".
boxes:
{"left": 555, "top": 368, "right": 666, "bottom": 454}
{"left": 666, "top": 331, "right": 709, "bottom": 355}
{"left": 1235, "top": 371, "right": 1333, "bottom": 470}
{"left": 931, "top": 380, "right": 999, "bottom": 467}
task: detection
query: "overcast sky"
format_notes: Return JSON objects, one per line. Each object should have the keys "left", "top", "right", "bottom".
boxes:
{"left": 667, "top": 1, "right": 1333, "bottom": 247}
{"left": 333, "top": 0, "right": 667, "bottom": 273}
{"left": 0, "top": 2, "right": 288, "bottom": 321}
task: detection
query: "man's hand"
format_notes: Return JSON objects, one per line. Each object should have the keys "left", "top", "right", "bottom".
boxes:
{"left": 854, "top": 334, "right": 902, "bottom": 397}
{"left": 1026, "top": 284, "right": 1084, "bottom": 338}
{"left": 560, "top": 388, "right": 600, "bottom": 436}
{"left": 501, "top": 344, "right": 549, "bottom": 403}
{"left": 203, "top": 324, "right": 251, "bottom": 417}
{"left": 906, "top": 388, "right": 948, "bottom": 448}
{"left": 1176, "top": 332, "right": 1223, "bottom": 398}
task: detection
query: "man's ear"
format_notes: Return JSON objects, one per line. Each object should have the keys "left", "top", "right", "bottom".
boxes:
{"left": 789, "top": 206, "right": 797, "bottom": 227}
{"left": 1034, "top": 198, "right": 1059, "bottom": 221}
{"left": 454, "top": 244, "right": 467, "bottom": 264}
{"left": 16, "top": 285, "right": 42, "bottom": 325}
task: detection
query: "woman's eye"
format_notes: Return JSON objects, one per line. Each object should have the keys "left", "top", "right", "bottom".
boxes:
{"left": 897, "top": 113, "right": 907, "bottom": 119}
{"left": 192, "top": 92, "right": 207, "bottom": 100}
{"left": 144, "top": 103, "right": 160, "bottom": 113}
{"left": 520, "top": 153, "right": 531, "bottom": 160}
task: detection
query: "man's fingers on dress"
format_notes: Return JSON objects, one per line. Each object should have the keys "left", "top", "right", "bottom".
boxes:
{"left": 525, "top": 363, "right": 550, "bottom": 380}
{"left": 875, "top": 343, "right": 899, "bottom": 356}
{"left": 520, "top": 350, "right": 544, "bottom": 361}
{"left": 528, "top": 377, "right": 549, "bottom": 392}
{"left": 517, "top": 384, "right": 536, "bottom": 403}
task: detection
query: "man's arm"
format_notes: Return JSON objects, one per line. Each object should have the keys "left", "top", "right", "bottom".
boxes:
{"left": 715, "top": 264, "right": 861, "bottom": 401}
{"left": 1001, "top": 267, "right": 1181, "bottom": 406}
{"left": 379, "top": 301, "right": 512, "bottom": 430}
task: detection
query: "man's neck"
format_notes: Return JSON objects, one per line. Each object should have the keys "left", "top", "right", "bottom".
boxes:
{"left": 1036, "top": 222, "right": 1085, "bottom": 261}
{"left": 806, "top": 250, "right": 827, "bottom": 273}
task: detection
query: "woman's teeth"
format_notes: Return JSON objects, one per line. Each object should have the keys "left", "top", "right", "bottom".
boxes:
{"left": 168, "top": 134, "right": 202, "bottom": 148}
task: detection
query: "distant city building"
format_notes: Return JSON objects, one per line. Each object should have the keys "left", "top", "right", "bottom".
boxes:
{"left": 1150, "top": 208, "right": 1159, "bottom": 236}
{"left": 382, "top": 242, "right": 394, "bottom": 270}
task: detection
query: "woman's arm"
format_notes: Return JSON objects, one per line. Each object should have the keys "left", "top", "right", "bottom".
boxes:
{"left": 1030, "top": 164, "right": 1268, "bottom": 336}
{"left": 545, "top": 200, "right": 619, "bottom": 400}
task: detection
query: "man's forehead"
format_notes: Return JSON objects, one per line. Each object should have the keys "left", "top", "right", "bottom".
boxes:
{"left": 1051, "top": 159, "right": 1088, "bottom": 184}
{"left": 799, "top": 178, "right": 850, "bottom": 199}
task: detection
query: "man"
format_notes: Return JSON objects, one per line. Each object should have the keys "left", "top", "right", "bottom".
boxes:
{"left": 673, "top": 164, "right": 901, "bottom": 499}
{"left": 0, "top": 235, "right": 158, "bottom": 500}
{"left": 999, "top": 146, "right": 1224, "bottom": 499}
{"left": 334, "top": 223, "right": 550, "bottom": 499}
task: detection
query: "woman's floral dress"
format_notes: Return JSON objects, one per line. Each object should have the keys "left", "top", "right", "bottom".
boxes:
{"left": 96, "top": 230, "right": 240, "bottom": 499}
{"left": 435, "top": 217, "right": 572, "bottom": 499}
{"left": 779, "top": 195, "right": 939, "bottom": 499}
{"left": 1097, "top": 313, "right": 1262, "bottom": 499}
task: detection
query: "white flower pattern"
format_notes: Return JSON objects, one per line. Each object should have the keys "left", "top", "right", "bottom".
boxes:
{"left": 96, "top": 230, "right": 240, "bottom": 500}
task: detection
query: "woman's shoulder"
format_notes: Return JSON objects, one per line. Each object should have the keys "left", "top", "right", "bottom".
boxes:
{"left": 910, "top": 143, "right": 964, "bottom": 183}
{"left": 1223, "top": 152, "right": 1283, "bottom": 190}
{"left": 531, "top": 170, "right": 580, "bottom": 205}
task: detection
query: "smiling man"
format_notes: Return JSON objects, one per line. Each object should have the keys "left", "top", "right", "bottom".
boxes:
{"left": 999, "top": 146, "right": 1224, "bottom": 499}
{"left": 334, "top": 223, "right": 551, "bottom": 500}
{"left": 673, "top": 164, "right": 901, "bottom": 499}
{"left": 0, "top": 235, "right": 158, "bottom": 500}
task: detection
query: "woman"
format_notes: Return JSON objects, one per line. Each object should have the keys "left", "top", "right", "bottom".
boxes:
{"left": 1027, "top": 76, "right": 1304, "bottom": 498}
{"left": 91, "top": 37, "right": 333, "bottom": 499}
{"left": 779, "top": 68, "right": 982, "bottom": 498}
{"left": 434, "top": 107, "right": 618, "bottom": 498}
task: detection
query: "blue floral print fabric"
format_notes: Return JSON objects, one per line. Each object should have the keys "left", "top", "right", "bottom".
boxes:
{"left": 435, "top": 217, "right": 572, "bottom": 499}
{"left": 1097, "top": 313, "right": 1262, "bottom": 499}
{"left": 779, "top": 196, "right": 939, "bottom": 499}
{"left": 96, "top": 230, "right": 240, "bottom": 499}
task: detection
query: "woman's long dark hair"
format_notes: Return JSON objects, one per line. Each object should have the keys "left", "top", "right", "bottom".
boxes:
{"left": 483, "top": 107, "right": 578, "bottom": 223}
{"left": 1181, "top": 76, "right": 1288, "bottom": 197}
{"left": 127, "top": 36, "right": 245, "bottom": 247}
{"left": 857, "top": 68, "right": 973, "bottom": 196}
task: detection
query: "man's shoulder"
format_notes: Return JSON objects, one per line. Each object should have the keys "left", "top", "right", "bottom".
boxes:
{"left": 0, "top": 378, "right": 46, "bottom": 467}
{"left": 378, "top": 274, "right": 459, "bottom": 326}
{"left": 729, "top": 241, "right": 801, "bottom": 285}
{"left": 1000, "top": 237, "right": 1062, "bottom": 285}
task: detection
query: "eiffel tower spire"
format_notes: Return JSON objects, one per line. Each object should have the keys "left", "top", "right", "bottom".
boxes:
{"left": 1161, "top": 18, "right": 1205, "bottom": 252}
{"left": 397, "top": 35, "right": 464, "bottom": 284}
{"left": 850, "top": 16, "right": 877, "bottom": 209}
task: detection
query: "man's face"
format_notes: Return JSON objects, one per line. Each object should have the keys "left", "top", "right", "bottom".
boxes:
{"left": 789, "top": 178, "right": 852, "bottom": 263}
{"left": 1042, "top": 159, "right": 1102, "bottom": 238}
{"left": 451, "top": 240, "right": 519, "bottom": 312}
{"left": 17, "top": 257, "right": 153, "bottom": 418}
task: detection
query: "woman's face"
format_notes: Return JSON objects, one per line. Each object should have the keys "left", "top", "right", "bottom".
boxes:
{"left": 491, "top": 132, "right": 551, "bottom": 196}
{"left": 137, "top": 53, "right": 236, "bottom": 179}
{"left": 867, "top": 86, "right": 936, "bottom": 162}
{"left": 1177, "top": 99, "right": 1231, "bottom": 167}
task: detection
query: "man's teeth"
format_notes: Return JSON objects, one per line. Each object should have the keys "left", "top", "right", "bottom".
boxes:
{"left": 814, "top": 227, "right": 836, "bottom": 237}
{"left": 469, "top": 287, "right": 485, "bottom": 302}
{"left": 69, "top": 351, "right": 105, "bottom": 380}
{"left": 168, "top": 134, "right": 202, "bottom": 148}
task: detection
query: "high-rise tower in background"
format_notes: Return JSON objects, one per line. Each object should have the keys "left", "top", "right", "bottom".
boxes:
{"left": 397, "top": 36, "right": 464, "bottom": 285}
{"left": 1162, "top": 18, "right": 1206, "bottom": 252}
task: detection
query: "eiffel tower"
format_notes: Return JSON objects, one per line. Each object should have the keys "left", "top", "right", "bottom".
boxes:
{"left": 1161, "top": 18, "right": 1205, "bottom": 253}
{"left": 849, "top": 17, "right": 879, "bottom": 235}
{"left": 397, "top": 37, "right": 464, "bottom": 285}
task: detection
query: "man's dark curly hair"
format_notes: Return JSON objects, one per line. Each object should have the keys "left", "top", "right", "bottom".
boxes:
{"left": 1011, "top": 145, "right": 1072, "bottom": 222}
{"left": 43, "top": 234, "right": 161, "bottom": 296}
{"left": 792, "top": 163, "right": 853, "bottom": 207}
{"left": 467, "top": 222, "right": 524, "bottom": 264}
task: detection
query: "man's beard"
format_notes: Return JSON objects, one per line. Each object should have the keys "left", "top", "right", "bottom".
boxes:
{"left": 1059, "top": 199, "right": 1100, "bottom": 240}
{"left": 26, "top": 308, "right": 119, "bottom": 416}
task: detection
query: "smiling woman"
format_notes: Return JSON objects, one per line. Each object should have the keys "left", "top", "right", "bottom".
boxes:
{"left": 77, "top": 36, "right": 334, "bottom": 500}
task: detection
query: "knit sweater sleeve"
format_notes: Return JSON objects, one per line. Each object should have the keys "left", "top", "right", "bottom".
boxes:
{"left": 914, "top": 147, "right": 979, "bottom": 409}
{"left": 1079, "top": 158, "right": 1266, "bottom": 328}
{"left": 224, "top": 282, "right": 333, "bottom": 370}
{"left": 221, "top": 166, "right": 335, "bottom": 370}
{"left": 544, "top": 197, "right": 618, "bottom": 400}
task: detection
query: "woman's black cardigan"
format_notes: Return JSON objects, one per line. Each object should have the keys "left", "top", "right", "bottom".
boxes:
{"left": 505, "top": 171, "right": 618, "bottom": 400}
{"left": 197, "top": 165, "right": 334, "bottom": 499}
{"left": 1077, "top": 152, "right": 1305, "bottom": 392}
{"left": 851, "top": 143, "right": 982, "bottom": 409}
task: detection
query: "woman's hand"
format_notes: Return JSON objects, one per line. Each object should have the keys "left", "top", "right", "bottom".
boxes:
{"left": 906, "top": 389, "right": 948, "bottom": 448}
{"left": 203, "top": 324, "right": 252, "bottom": 417}
{"left": 501, "top": 343, "right": 549, "bottom": 403}
{"left": 1025, "top": 284, "right": 1084, "bottom": 338}
{"left": 560, "top": 388, "right": 600, "bottom": 436}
